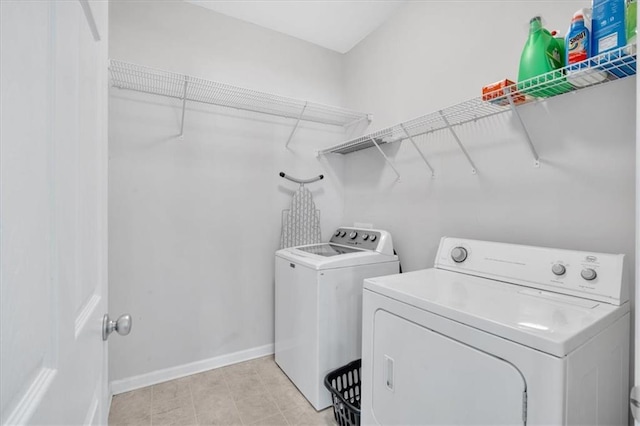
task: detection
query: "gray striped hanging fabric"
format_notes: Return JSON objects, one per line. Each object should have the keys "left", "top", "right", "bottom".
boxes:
{"left": 280, "top": 185, "right": 321, "bottom": 249}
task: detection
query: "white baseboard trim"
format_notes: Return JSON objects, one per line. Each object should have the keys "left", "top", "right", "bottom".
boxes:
{"left": 110, "top": 343, "right": 274, "bottom": 395}
{"left": 106, "top": 392, "right": 113, "bottom": 424}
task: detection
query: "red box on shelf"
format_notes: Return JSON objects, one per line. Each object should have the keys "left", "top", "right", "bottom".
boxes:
{"left": 482, "top": 79, "right": 526, "bottom": 106}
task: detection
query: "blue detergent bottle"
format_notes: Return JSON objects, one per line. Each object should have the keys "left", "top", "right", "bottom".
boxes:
{"left": 565, "top": 8, "right": 607, "bottom": 87}
{"left": 566, "top": 11, "right": 590, "bottom": 70}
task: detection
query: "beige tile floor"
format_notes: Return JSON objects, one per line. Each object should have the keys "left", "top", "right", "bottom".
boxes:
{"left": 108, "top": 355, "right": 336, "bottom": 426}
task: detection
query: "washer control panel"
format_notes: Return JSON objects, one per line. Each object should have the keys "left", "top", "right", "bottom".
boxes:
{"left": 435, "top": 237, "right": 627, "bottom": 305}
{"left": 329, "top": 227, "right": 391, "bottom": 254}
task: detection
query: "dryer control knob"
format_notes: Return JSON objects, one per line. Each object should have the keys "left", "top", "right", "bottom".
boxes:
{"left": 362, "top": 234, "right": 369, "bottom": 240}
{"left": 334, "top": 230, "right": 341, "bottom": 237}
{"left": 349, "top": 231, "right": 358, "bottom": 239}
{"left": 581, "top": 268, "right": 597, "bottom": 281}
{"left": 339, "top": 231, "right": 346, "bottom": 237}
{"left": 551, "top": 264, "right": 566, "bottom": 276}
{"left": 370, "top": 235, "right": 377, "bottom": 242}
{"left": 451, "top": 247, "right": 468, "bottom": 263}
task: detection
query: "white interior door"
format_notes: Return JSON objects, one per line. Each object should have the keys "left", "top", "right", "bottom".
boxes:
{"left": 1, "top": 0, "right": 109, "bottom": 424}
{"left": 636, "top": 26, "right": 640, "bottom": 425}
{"left": 635, "top": 4, "right": 640, "bottom": 425}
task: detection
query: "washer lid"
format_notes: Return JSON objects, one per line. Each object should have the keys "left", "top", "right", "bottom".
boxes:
{"left": 295, "top": 243, "right": 361, "bottom": 257}
{"left": 276, "top": 243, "right": 397, "bottom": 270}
{"left": 364, "top": 268, "right": 629, "bottom": 357}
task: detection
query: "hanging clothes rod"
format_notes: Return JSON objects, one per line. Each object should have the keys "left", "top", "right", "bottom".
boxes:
{"left": 279, "top": 172, "right": 324, "bottom": 185}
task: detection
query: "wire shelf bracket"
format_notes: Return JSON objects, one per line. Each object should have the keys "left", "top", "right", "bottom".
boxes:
{"left": 79, "top": 0, "right": 100, "bottom": 42}
{"left": 370, "top": 137, "right": 401, "bottom": 181}
{"left": 179, "top": 76, "right": 189, "bottom": 138}
{"left": 344, "top": 114, "right": 373, "bottom": 129}
{"left": 400, "top": 123, "right": 435, "bottom": 178}
{"left": 285, "top": 102, "right": 308, "bottom": 148}
{"left": 439, "top": 111, "right": 477, "bottom": 175}
{"left": 505, "top": 86, "right": 540, "bottom": 168}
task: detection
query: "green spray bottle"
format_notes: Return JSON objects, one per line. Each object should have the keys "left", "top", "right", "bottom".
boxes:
{"left": 518, "top": 16, "right": 573, "bottom": 97}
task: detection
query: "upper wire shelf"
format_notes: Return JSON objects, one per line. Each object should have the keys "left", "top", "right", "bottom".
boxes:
{"left": 109, "top": 60, "right": 371, "bottom": 128}
{"left": 319, "top": 44, "right": 636, "bottom": 156}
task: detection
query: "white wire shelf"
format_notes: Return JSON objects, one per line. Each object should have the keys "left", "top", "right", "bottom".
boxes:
{"left": 109, "top": 60, "right": 372, "bottom": 139}
{"left": 319, "top": 44, "right": 636, "bottom": 176}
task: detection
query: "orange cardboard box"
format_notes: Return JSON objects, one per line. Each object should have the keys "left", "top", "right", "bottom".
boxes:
{"left": 482, "top": 79, "right": 526, "bottom": 106}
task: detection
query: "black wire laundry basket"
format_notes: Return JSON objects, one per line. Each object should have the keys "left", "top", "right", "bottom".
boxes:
{"left": 324, "top": 359, "right": 362, "bottom": 426}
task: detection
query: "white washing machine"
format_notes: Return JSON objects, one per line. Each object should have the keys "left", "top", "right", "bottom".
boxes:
{"left": 275, "top": 227, "right": 399, "bottom": 411}
{"left": 362, "top": 237, "right": 630, "bottom": 426}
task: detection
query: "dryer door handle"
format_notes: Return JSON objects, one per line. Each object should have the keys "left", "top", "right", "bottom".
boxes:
{"left": 384, "top": 355, "right": 394, "bottom": 391}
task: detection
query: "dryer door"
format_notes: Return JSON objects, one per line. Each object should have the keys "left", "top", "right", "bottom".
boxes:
{"left": 372, "top": 310, "right": 526, "bottom": 425}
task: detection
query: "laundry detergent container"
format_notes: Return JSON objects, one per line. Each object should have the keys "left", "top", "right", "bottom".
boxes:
{"left": 518, "top": 16, "right": 573, "bottom": 97}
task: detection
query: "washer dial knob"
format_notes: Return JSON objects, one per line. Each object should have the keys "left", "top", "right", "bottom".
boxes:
{"left": 551, "top": 264, "right": 566, "bottom": 276}
{"left": 362, "top": 234, "right": 369, "bottom": 241}
{"left": 370, "top": 235, "right": 377, "bottom": 242}
{"left": 349, "top": 231, "right": 358, "bottom": 239}
{"left": 334, "top": 230, "right": 341, "bottom": 237}
{"left": 451, "top": 247, "right": 468, "bottom": 263}
{"left": 581, "top": 268, "right": 597, "bottom": 281}
{"left": 339, "top": 231, "right": 346, "bottom": 237}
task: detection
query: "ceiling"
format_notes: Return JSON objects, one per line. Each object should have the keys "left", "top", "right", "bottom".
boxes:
{"left": 185, "top": 1, "right": 406, "bottom": 54}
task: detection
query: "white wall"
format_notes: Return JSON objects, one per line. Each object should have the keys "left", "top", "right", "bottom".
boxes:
{"left": 340, "top": 0, "right": 636, "bottom": 377}
{"left": 108, "top": 1, "right": 349, "bottom": 385}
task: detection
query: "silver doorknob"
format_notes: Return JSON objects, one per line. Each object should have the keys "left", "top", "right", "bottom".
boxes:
{"left": 103, "top": 314, "right": 132, "bottom": 341}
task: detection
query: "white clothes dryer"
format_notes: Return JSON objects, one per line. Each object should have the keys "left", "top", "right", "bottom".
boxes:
{"left": 275, "top": 227, "right": 399, "bottom": 410}
{"left": 362, "top": 237, "right": 630, "bottom": 426}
